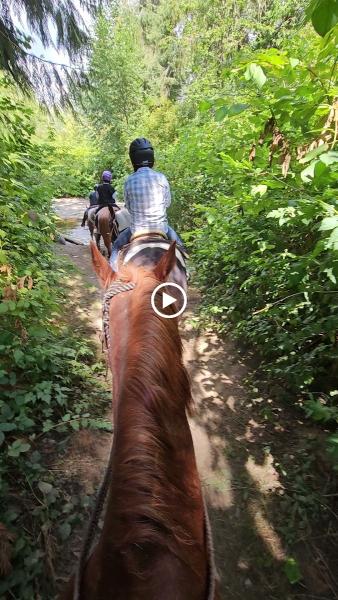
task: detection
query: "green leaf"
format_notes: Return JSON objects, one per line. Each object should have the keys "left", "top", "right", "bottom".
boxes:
{"left": 13, "top": 349, "right": 24, "bottom": 364}
{"left": 311, "top": 0, "right": 338, "bottom": 36}
{"left": 305, "top": 398, "right": 337, "bottom": 421}
{"left": 319, "top": 216, "right": 338, "bottom": 231}
{"left": 0, "top": 422, "right": 16, "bottom": 432}
{"left": 300, "top": 160, "right": 318, "bottom": 182}
{"left": 226, "top": 103, "right": 250, "bottom": 116}
{"left": 38, "top": 481, "right": 53, "bottom": 494}
{"left": 8, "top": 439, "right": 31, "bottom": 457}
{"left": 284, "top": 557, "right": 302, "bottom": 584}
{"left": 256, "top": 49, "right": 288, "bottom": 66}
{"left": 251, "top": 184, "right": 268, "bottom": 196}
{"left": 215, "top": 106, "right": 229, "bottom": 121}
{"left": 327, "top": 226, "right": 338, "bottom": 249}
{"left": 58, "top": 522, "right": 72, "bottom": 540}
{"left": 244, "top": 63, "right": 267, "bottom": 88}
{"left": 328, "top": 433, "right": 338, "bottom": 445}
{"left": 0, "top": 431, "right": 4, "bottom": 446}
{"left": 27, "top": 243, "right": 37, "bottom": 254}
{"left": 0, "top": 303, "right": 9, "bottom": 315}
{"left": 299, "top": 144, "right": 328, "bottom": 163}
{"left": 215, "top": 103, "right": 249, "bottom": 120}
{"left": 323, "top": 268, "right": 336, "bottom": 283}
{"left": 320, "top": 151, "right": 338, "bottom": 165}
{"left": 198, "top": 99, "right": 212, "bottom": 112}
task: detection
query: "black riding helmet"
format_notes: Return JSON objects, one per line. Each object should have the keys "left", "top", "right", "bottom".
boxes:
{"left": 129, "top": 138, "right": 154, "bottom": 170}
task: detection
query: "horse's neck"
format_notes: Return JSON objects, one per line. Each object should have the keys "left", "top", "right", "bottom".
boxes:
{"left": 86, "top": 312, "right": 208, "bottom": 599}
{"left": 109, "top": 366, "right": 204, "bottom": 542}
{"left": 97, "top": 380, "right": 206, "bottom": 598}
{"left": 107, "top": 313, "right": 204, "bottom": 544}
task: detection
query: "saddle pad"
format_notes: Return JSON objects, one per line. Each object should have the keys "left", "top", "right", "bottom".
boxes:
{"left": 123, "top": 240, "right": 186, "bottom": 271}
{"left": 115, "top": 207, "right": 131, "bottom": 231}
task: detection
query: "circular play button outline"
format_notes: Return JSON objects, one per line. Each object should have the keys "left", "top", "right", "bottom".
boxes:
{"left": 151, "top": 282, "right": 187, "bottom": 319}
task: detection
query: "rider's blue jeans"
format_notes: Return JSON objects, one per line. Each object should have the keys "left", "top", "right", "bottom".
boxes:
{"left": 109, "top": 226, "right": 184, "bottom": 271}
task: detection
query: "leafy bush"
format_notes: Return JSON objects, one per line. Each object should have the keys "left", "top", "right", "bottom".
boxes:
{"left": 161, "top": 23, "right": 338, "bottom": 444}
{"left": 0, "top": 78, "right": 110, "bottom": 598}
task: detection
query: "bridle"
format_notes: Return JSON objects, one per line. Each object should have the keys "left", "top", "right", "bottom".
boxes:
{"left": 74, "top": 279, "right": 135, "bottom": 600}
{"left": 73, "top": 278, "right": 217, "bottom": 600}
{"left": 102, "top": 279, "right": 136, "bottom": 350}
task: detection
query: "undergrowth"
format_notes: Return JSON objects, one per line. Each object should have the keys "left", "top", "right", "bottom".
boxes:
{"left": 0, "top": 77, "right": 111, "bottom": 599}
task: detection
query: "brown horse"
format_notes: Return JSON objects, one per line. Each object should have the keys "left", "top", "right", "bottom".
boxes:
{"left": 61, "top": 241, "right": 219, "bottom": 600}
{"left": 89, "top": 207, "right": 118, "bottom": 258}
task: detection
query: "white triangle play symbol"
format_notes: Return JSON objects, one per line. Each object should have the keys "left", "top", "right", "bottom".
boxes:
{"left": 162, "top": 291, "right": 176, "bottom": 309}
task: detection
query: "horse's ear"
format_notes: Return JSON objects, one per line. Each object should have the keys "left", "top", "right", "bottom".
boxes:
{"left": 153, "top": 241, "right": 176, "bottom": 282}
{"left": 90, "top": 242, "right": 116, "bottom": 287}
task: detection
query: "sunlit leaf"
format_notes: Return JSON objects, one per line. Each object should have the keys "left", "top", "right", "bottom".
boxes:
{"left": 198, "top": 99, "right": 212, "bottom": 112}
{"left": 251, "top": 184, "right": 267, "bottom": 196}
{"left": 323, "top": 268, "right": 336, "bottom": 283}
{"left": 244, "top": 63, "right": 267, "bottom": 88}
{"left": 320, "top": 151, "right": 338, "bottom": 165}
{"left": 301, "top": 160, "right": 318, "bottom": 182}
{"left": 299, "top": 144, "right": 329, "bottom": 163}
{"left": 319, "top": 216, "right": 338, "bottom": 231}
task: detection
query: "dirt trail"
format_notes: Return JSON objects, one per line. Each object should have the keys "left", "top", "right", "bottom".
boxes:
{"left": 55, "top": 201, "right": 337, "bottom": 600}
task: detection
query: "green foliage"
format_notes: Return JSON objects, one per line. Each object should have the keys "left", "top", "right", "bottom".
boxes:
{"left": 152, "top": 19, "right": 338, "bottom": 412}
{"left": 307, "top": 0, "right": 338, "bottom": 36}
{"left": 43, "top": 115, "right": 98, "bottom": 197}
{"left": 125, "top": 1, "right": 338, "bottom": 463}
{"left": 74, "top": 0, "right": 338, "bottom": 473}
{"left": 87, "top": 6, "right": 153, "bottom": 175}
{"left": 2, "top": 0, "right": 338, "bottom": 591}
{"left": 0, "top": 77, "right": 110, "bottom": 598}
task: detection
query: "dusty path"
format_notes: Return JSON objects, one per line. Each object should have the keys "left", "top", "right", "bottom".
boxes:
{"left": 55, "top": 199, "right": 337, "bottom": 600}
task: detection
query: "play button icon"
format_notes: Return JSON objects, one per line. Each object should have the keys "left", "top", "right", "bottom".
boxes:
{"left": 162, "top": 291, "right": 177, "bottom": 309}
{"left": 151, "top": 282, "right": 187, "bottom": 319}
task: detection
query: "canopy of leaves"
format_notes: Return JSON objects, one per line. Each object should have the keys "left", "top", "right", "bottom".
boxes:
{"left": 0, "top": 0, "right": 99, "bottom": 105}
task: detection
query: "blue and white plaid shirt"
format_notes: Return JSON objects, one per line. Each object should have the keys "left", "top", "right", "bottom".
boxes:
{"left": 124, "top": 167, "right": 171, "bottom": 234}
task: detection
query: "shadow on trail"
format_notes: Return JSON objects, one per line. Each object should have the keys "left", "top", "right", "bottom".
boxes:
{"left": 53, "top": 234, "right": 337, "bottom": 599}
{"left": 181, "top": 289, "right": 337, "bottom": 600}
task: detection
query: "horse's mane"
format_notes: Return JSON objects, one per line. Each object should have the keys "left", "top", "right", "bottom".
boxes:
{"left": 107, "top": 265, "right": 203, "bottom": 573}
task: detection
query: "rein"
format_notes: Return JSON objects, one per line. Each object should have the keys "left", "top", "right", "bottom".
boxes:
{"left": 73, "top": 278, "right": 217, "bottom": 600}
{"left": 74, "top": 280, "right": 135, "bottom": 600}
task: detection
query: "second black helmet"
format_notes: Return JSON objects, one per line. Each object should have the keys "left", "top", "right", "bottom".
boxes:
{"left": 129, "top": 138, "right": 154, "bottom": 169}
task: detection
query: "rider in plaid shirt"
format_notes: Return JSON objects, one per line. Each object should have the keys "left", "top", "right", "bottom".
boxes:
{"left": 110, "top": 138, "right": 183, "bottom": 269}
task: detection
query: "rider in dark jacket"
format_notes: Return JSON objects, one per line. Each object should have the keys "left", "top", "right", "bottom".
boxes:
{"left": 81, "top": 172, "right": 117, "bottom": 227}
{"left": 89, "top": 186, "right": 99, "bottom": 206}
{"left": 96, "top": 171, "right": 117, "bottom": 220}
